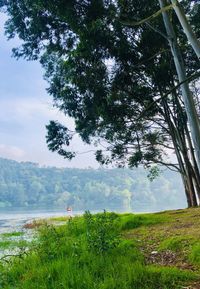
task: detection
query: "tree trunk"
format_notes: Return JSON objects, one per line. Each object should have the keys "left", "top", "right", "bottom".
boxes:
{"left": 158, "top": 0, "right": 200, "bottom": 175}
{"left": 171, "top": 0, "right": 200, "bottom": 59}
{"left": 157, "top": 86, "right": 198, "bottom": 207}
{"left": 174, "top": 92, "right": 200, "bottom": 202}
{"left": 168, "top": 97, "right": 199, "bottom": 206}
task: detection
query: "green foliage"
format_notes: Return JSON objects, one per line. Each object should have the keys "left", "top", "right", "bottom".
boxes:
{"left": 189, "top": 243, "right": 200, "bottom": 265}
{"left": 0, "top": 239, "right": 28, "bottom": 249}
{"left": 67, "top": 216, "right": 86, "bottom": 237}
{"left": 49, "top": 216, "right": 69, "bottom": 222}
{"left": 142, "top": 266, "right": 196, "bottom": 288}
{"left": 0, "top": 240, "right": 12, "bottom": 249}
{"left": 1, "top": 231, "right": 24, "bottom": 238}
{"left": 0, "top": 213, "right": 196, "bottom": 289}
{"left": 84, "top": 211, "right": 120, "bottom": 254}
{"left": 36, "top": 224, "right": 68, "bottom": 262}
{"left": 0, "top": 158, "right": 186, "bottom": 211}
{"left": 1, "top": 0, "right": 200, "bottom": 209}
{"left": 119, "top": 213, "right": 168, "bottom": 230}
{"left": 46, "top": 121, "right": 75, "bottom": 160}
{"left": 159, "top": 236, "right": 193, "bottom": 252}
{"left": 1, "top": 0, "right": 198, "bottom": 173}
{"left": 147, "top": 166, "right": 160, "bottom": 182}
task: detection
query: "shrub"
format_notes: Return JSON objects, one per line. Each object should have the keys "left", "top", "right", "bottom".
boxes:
{"left": 84, "top": 211, "right": 120, "bottom": 254}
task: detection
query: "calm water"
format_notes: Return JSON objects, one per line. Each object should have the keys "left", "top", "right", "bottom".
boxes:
{"left": 0, "top": 207, "right": 152, "bottom": 234}
{"left": 0, "top": 208, "right": 78, "bottom": 234}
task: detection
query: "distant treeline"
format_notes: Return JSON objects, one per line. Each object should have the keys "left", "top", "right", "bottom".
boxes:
{"left": 0, "top": 158, "right": 186, "bottom": 212}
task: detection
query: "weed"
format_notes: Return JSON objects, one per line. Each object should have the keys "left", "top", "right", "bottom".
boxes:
{"left": 1, "top": 231, "right": 24, "bottom": 238}
{"left": 159, "top": 236, "right": 194, "bottom": 252}
{"left": 84, "top": 211, "right": 120, "bottom": 254}
{"left": 0, "top": 239, "right": 29, "bottom": 249}
{"left": 49, "top": 216, "right": 70, "bottom": 222}
{"left": 0, "top": 211, "right": 199, "bottom": 289}
{"left": 119, "top": 213, "right": 168, "bottom": 230}
{"left": 189, "top": 243, "right": 200, "bottom": 265}
{"left": 0, "top": 241, "right": 12, "bottom": 249}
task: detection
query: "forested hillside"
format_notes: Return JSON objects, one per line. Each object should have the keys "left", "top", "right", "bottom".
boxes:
{"left": 0, "top": 158, "right": 186, "bottom": 211}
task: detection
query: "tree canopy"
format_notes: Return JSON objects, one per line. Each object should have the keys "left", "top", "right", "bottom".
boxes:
{"left": 1, "top": 0, "right": 200, "bottom": 206}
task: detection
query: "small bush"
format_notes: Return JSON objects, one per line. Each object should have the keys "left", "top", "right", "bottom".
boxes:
{"left": 84, "top": 211, "right": 120, "bottom": 254}
{"left": 37, "top": 224, "right": 67, "bottom": 261}
{"left": 67, "top": 216, "right": 86, "bottom": 236}
{"left": 0, "top": 213, "right": 197, "bottom": 289}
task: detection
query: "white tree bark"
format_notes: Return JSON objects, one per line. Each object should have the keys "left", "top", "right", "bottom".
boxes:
{"left": 158, "top": 0, "right": 200, "bottom": 173}
{"left": 171, "top": 0, "right": 200, "bottom": 59}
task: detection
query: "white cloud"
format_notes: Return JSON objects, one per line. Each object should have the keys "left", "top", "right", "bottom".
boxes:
{"left": 0, "top": 13, "right": 98, "bottom": 168}
{"left": 0, "top": 144, "right": 25, "bottom": 160}
{"left": 0, "top": 96, "right": 99, "bottom": 168}
{"left": 0, "top": 97, "right": 72, "bottom": 124}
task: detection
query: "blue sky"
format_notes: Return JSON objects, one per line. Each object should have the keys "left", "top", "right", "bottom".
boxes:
{"left": 0, "top": 13, "right": 98, "bottom": 168}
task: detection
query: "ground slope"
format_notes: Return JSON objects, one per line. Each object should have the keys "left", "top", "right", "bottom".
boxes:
{"left": 1, "top": 208, "right": 200, "bottom": 289}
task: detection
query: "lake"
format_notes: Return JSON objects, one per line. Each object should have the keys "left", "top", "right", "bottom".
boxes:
{"left": 0, "top": 206, "right": 153, "bottom": 234}
{"left": 0, "top": 208, "right": 77, "bottom": 234}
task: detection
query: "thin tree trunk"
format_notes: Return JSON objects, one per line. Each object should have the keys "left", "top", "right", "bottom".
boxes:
{"left": 174, "top": 93, "right": 200, "bottom": 201}
{"left": 158, "top": 0, "right": 200, "bottom": 175}
{"left": 168, "top": 100, "right": 199, "bottom": 206}
{"left": 169, "top": 117, "right": 198, "bottom": 206}
{"left": 157, "top": 85, "right": 196, "bottom": 207}
{"left": 171, "top": 0, "right": 200, "bottom": 59}
{"left": 186, "top": 163, "right": 198, "bottom": 206}
{"left": 185, "top": 127, "right": 200, "bottom": 201}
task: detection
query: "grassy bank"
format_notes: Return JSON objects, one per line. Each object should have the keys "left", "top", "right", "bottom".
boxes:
{"left": 1, "top": 209, "right": 200, "bottom": 289}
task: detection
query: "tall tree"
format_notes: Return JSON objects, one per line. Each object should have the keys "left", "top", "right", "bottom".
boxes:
{"left": 1, "top": 0, "right": 200, "bottom": 206}
{"left": 171, "top": 0, "right": 200, "bottom": 59}
{"left": 158, "top": 0, "right": 200, "bottom": 175}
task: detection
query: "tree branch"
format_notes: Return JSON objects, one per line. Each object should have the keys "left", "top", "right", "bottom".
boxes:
{"left": 138, "top": 70, "right": 200, "bottom": 120}
{"left": 145, "top": 22, "right": 169, "bottom": 40}
{"left": 120, "top": 4, "right": 174, "bottom": 26}
{"left": 154, "top": 160, "right": 180, "bottom": 172}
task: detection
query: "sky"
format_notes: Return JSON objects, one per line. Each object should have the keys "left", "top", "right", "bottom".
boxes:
{"left": 0, "top": 13, "right": 99, "bottom": 168}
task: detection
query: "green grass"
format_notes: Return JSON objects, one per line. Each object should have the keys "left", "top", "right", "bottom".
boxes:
{"left": 0, "top": 240, "right": 29, "bottom": 250}
{"left": 1, "top": 239, "right": 195, "bottom": 289}
{"left": 159, "top": 236, "right": 194, "bottom": 252}
{"left": 189, "top": 243, "right": 200, "bottom": 265}
{"left": 0, "top": 231, "right": 27, "bottom": 250}
{"left": 0, "top": 241, "right": 13, "bottom": 249}
{"left": 49, "top": 216, "right": 70, "bottom": 222}
{"left": 119, "top": 213, "right": 169, "bottom": 230}
{"left": 0, "top": 211, "right": 198, "bottom": 289}
{"left": 1, "top": 231, "right": 24, "bottom": 238}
